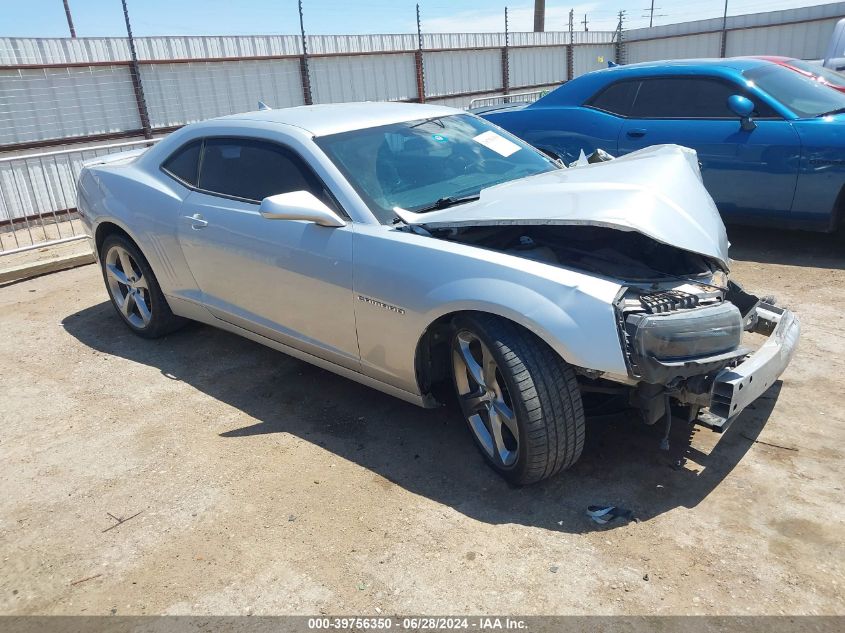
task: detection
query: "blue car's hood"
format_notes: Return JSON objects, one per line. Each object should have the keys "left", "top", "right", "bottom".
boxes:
{"left": 395, "top": 144, "right": 731, "bottom": 270}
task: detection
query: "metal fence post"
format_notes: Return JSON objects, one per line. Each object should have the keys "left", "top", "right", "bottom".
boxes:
{"left": 121, "top": 0, "right": 152, "bottom": 139}
{"left": 720, "top": 0, "right": 729, "bottom": 57}
{"left": 298, "top": 0, "right": 313, "bottom": 105}
{"left": 415, "top": 3, "right": 426, "bottom": 103}
{"left": 615, "top": 10, "right": 626, "bottom": 65}
{"left": 567, "top": 8, "right": 574, "bottom": 81}
{"left": 502, "top": 7, "right": 510, "bottom": 97}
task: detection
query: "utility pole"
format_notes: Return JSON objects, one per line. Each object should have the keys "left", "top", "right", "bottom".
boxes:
{"left": 582, "top": 13, "right": 589, "bottom": 32}
{"left": 121, "top": 0, "right": 151, "bottom": 139}
{"left": 298, "top": 0, "right": 313, "bottom": 105}
{"left": 534, "top": 0, "right": 545, "bottom": 32}
{"left": 643, "top": 0, "right": 665, "bottom": 28}
{"left": 415, "top": 3, "right": 426, "bottom": 103}
{"left": 720, "top": 0, "right": 729, "bottom": 57}
{"left": 62, "top": 0, "right": 77, "bottom": 38}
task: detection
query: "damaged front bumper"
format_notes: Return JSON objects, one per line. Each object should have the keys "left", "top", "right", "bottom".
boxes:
{"left": 703, "top": 302, "right": 800, "bottom": 430}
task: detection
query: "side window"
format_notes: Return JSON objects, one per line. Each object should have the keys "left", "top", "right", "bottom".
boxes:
{"left": 586, "top": 81, "right": 640, "bottom": 116}
{"left": 198, "top": 138, "right": 325, "bottom": 203}
{"left": 161, "top": 140, "right": 201, "bottom": 186}
{"left": 630, "top": 78, "right": 744, "bottom": 119}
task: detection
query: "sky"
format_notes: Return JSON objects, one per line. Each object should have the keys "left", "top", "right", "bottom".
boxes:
{"left": 0, "top": 0, "right": 834, "bottom": 37}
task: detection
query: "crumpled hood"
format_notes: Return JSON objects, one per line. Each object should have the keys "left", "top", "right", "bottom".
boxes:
{"left": 395, "top": 144, "right": 731, "bottom": 270}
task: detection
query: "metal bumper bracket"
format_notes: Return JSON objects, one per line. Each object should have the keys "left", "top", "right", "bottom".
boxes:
{"left": 702, "top": 302, "right": 800, "bottom": 431}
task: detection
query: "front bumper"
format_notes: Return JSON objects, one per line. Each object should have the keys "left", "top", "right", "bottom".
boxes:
{"left": 705, "top": 302, "right": 800, "bottom": 429}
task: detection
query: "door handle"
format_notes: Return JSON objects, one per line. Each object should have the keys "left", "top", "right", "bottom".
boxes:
{"left": 184, "top": 213, "right": 208, "bottom": 229}
{"left": 627, "top": 129, "right": 647, "bottom": 138}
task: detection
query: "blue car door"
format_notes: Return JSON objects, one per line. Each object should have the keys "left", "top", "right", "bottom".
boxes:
{"left": 615, "top": 76, "right": 800, "bottom": 223}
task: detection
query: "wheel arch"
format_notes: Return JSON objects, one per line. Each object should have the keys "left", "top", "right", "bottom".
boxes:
{"left": 94, "top": 218, "right": 146, "bottom": 260}
{"left": 830, "top": 182, "right": 845, "bottom": 232}
{"left": 413, "top": 308, "right": 572, "bottom": 402}
{"left": 405, "top": 274, "right": 626, "bottom": 401}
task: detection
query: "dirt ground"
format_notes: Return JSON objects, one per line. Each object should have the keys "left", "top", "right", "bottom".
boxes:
{"left": 0, "top": 226, "right": 843, "bottom": 616}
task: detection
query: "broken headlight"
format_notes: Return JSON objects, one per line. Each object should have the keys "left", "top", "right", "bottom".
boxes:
{"left": 625, "top": 303, "right": 743, "bottom": 381}
{"left": 710, "top": 270, "right": 728, "bottom": 289}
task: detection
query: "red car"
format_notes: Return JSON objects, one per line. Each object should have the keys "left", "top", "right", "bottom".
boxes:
{"left": 750, "top": 55, "right": 845, "bottom": 93}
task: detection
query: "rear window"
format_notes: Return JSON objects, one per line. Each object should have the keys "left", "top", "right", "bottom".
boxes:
{"left": 587, "top": 81, "right": 639, "bottom": 116}
{"left": 161, "top": 140, "right": 201, "bottom": 186}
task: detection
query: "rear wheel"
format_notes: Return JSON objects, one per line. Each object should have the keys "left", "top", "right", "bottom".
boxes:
{"left": 451, "top": 314, "right": 585, "bottom": 484}
{"left": 100, "top": 234, "right": 184, "bottom": 338}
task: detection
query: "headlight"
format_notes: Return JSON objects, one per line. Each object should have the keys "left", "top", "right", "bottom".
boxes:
{"left": 626, "top": 303, "right": 743, "bottom": 363}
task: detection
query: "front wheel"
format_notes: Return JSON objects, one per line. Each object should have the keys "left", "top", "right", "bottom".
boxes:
{"left": 100, "top": 234, "right": 184, "bottom": 338}
{"left": 451, "top": 314, "right": 585, "bottom": 485}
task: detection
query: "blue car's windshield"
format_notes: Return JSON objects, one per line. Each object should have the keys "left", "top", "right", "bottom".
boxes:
{"left": 744, "top": 63, "right": 845, "bottom": 118}
{"left": 315, "top": 114, "right": 557, "bottom": 223}
{"left": 787, "top": 59, "right": 845, "bottom": 89}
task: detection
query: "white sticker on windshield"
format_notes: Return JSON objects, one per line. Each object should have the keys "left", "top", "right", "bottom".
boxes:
{"left": 472, "top": 130, "right": 521, "bottom": 157}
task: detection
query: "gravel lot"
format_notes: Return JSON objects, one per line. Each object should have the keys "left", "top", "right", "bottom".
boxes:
{"left": 1, "top": 226, "right": 843, "bottom": 616}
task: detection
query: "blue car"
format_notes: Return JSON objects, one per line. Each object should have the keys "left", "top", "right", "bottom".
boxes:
{"left": 480, "top": 59, "right": 845, "bottom": 231}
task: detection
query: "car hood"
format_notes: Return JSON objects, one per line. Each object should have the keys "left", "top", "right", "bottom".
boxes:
{"left": 394, "top": 144, "right": 731, "bottom": 270}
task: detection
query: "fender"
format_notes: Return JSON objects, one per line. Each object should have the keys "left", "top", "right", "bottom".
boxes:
{"left": 352, "top": 224, "right": 628, "bottom": 396}
{"left": 79, "top": 164, "right": 202, "bottom": 303}
{"left": 413, "top": 275, "right": 627, "bottom": 372}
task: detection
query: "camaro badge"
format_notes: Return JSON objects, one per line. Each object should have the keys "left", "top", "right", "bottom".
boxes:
{"left": 357, "top": 295, "right": 405, "bottom": 315}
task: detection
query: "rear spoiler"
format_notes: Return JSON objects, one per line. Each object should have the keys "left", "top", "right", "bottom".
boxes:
{"left": 81, "top": 147, "right": 150, "bottom": 169}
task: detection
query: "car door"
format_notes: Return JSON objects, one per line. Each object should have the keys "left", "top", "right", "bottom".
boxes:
{"left": 175, "top": 137, "right": 360, "bottom": 371}
{"left": 615, "top": 76, "right": 800, "bottom": 221}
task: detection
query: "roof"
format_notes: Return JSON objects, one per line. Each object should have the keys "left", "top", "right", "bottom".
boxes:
{"left": 601, "top": 57, "right": 771, "bottom": 73}
{"left": 222, "top": 101, "right": 462, "bottom": 136}
{"left": 531, "top": 57, "right": 776, "bottom": 107}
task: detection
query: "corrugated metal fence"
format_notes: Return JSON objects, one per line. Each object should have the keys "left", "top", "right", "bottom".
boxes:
{"left": 0, "top": 31, "right": 617, "bottom": 152}
{"left": 0, "top": 29, "right": 618, "bottom": 239}
{"left": 625, "top": 2, "right": 845, "bottom": 63}
{"left": 2, "top": 2, "right": 844, "bottom": 245}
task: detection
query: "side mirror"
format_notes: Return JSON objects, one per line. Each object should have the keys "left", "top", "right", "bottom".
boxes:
{"left": 727, "top": 94, "right": 757, "bottom": 131}
{"left": 259, "top": 191, "right": 345, "bottom": 227}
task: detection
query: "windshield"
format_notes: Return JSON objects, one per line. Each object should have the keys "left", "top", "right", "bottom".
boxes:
{"left": 744, "top": 63, "right": 845, "bottom": 117}
{"left": 315, "top": 114, "right": 557, "bottom": 223}
{"left": 787, "top": 59, "right": 845, "bottom": 88}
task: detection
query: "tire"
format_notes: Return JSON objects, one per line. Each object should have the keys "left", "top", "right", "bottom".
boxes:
{"left": 100, "top": 234, "right": 184, "bottom": 339}
{"left": 450, "top": 313, "right": 585, "bottom": 485}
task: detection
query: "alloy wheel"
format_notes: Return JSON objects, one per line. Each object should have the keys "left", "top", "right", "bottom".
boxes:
{"left": 104, "top": 245, "right": 152, "bottom": 329}
{"left": 452, "top": 329, "right": 520, "bottom": 467}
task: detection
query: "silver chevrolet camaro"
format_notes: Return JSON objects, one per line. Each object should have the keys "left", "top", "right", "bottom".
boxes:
{"left": 77, "top": 102, "right": 800, "bottom": 484}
